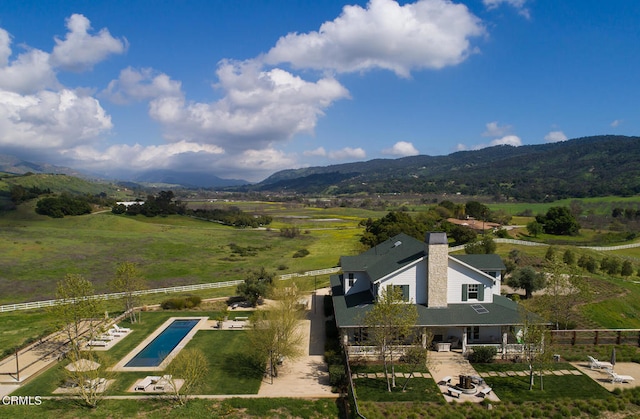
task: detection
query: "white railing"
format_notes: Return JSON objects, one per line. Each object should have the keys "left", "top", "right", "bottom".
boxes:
{"left": 0, "top": 267, "right": 341, "bottom": 313}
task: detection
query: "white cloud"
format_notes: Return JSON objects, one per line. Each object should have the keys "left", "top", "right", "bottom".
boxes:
{"left": 0, "top": 46, "right": 59, "bottom": 94}
{"left": 382, "top": 141, "right": 419, "bottom": 156}
{"left": 456, "top": 143, "right": 468, "bottom": 151}
{"left": 328, "top": 147, "right": 366, "bottom": 160}
{"left": 50, "top": 14, "right": 127, "bottom": 72}
{"left": 0, "top": 88, "right": 112, "bottom": 149}
{"left": 147, "top": 60, "right": 350, "bottom": 153}
{"left": 101, "top": 67, "right": 182, "bottom": 104}
{"left": 0, "top": 28, "right": 11, "bottom": 67}
{"left": 264, "top": 0, "right": 485, "bottom": 77}
{"left": 304, "top": 147, "right": 327, "bottom": 157}
{"left": 611, "top": 119, "right": 622, "bottom": 128}
{"left": 483, "top": 0, "right": 530, "bottom": 19}
{"left": 482, "top": 121, "right": 511, "bottom": 137}
{"left": 544, "top": 130, "right": 567, "bottom": 143}
{"left": 490, "top": 135, "right": 521, "bottom": 146}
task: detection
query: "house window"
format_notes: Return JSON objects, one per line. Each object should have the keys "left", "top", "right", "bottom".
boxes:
{"left": 468, "top": 284, "right": 479, "bottom": 300}
{"left": 393, "top": 285, "right": 410, "bottom": 301}
{"left": 348, "top": 273, "right": 354, "bottom": 287}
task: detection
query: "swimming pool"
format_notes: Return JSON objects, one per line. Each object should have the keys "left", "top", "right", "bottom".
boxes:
{"left": 124, "top": 319, "right": 200, "bottom": 367}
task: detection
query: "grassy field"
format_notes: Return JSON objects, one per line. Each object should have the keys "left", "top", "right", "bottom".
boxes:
{"left": 0, "top": 203, "right": 365, "bottom": 305}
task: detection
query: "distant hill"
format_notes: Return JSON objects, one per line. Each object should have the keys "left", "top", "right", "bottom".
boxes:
{"left": 242, "top": 135, "right": 640, "bottom": 201}
{"left": 0, "top": 154, "right": 249, "bottom": 188}
{"left": 131, "top": 169, "right": 248, "bottom": 188}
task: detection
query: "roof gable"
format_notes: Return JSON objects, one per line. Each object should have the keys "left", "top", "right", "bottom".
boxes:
{"left": 340, "top": 233, "right": 426, "bottom": 282}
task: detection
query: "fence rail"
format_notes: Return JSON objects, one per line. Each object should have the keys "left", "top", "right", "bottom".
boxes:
{"left": 0, "top": 267, "right": 341, "bottom": 313}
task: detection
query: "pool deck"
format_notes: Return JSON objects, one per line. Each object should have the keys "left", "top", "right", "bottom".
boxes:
{"left": 110, "top": 317, "right": 208, "bottom": 372}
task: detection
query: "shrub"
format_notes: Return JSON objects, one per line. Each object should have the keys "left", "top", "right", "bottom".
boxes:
{"left": 468, "top": 346, "right": 497, "bottom": 364}
{"left": 161, "top": 298, "right": 186, "bottom": 310}
{"left": 293, "top": 248, "right": 310, "bottom": 258}
{"left": 161, "top": 295, "right": 202, "bottom": 310}
{"left": 328, "top": 364, "right": 346, "bottom": 388}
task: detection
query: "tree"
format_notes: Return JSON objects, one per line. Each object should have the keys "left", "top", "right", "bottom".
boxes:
{"left": 236, "top": 267, "right": 275, "bottom": 307}
{"left": 621, "top": 260, "right": 634, "bottom": 277}
{"left": 108, "top": 262, "right": 146, "bottom": 323}
{"left": 363, "top": 286, "right": 418, "bottom": 392}
{"left": 518, "top": 307, "right": 552, "bottom": 391}
{"left": 507, "top": 266, "right": 546, "bottom": 299}
{"left": 526, "top": 220, "right": 543, "bottom": 237}
{"left": 542, "top": 260, "right": 589, "bottom": 330}
{"left": 62, "top": 349, "right": 113, "bottom": 408}
{"left": 535, "top": 206, "right": 580, "bottom": 236}
{"left": 464, "top": 235, "right": 496, "bottom": 254}
{"left": 166, "top": 348, "right": 209, "bottom": 405}
{"left": 50, "top": 274, "right": 102, "bottom": 359}
{"left": 248, "top": 284, "right": 305, "bottom": 380}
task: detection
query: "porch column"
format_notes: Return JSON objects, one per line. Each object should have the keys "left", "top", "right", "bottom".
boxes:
{"left": 421, "top": 327, "right": 427, "bottom": 349}
{"left": 341, "top": 329, "right": 348, "bottom": 347}
{"left": 462, "top": 328, "right": 468, "bottom": 355}
{"left": 502, "top": 329, "right": 508, "bottom": 358}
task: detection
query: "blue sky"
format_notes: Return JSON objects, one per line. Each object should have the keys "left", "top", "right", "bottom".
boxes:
{"left": 0, "top": 0, "right": 638, "bottom": 182}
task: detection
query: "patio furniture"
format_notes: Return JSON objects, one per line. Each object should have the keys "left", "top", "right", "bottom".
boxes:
{"left": 479, "top": 387, "right": 492, "bottom": 398}
{"left": 436, "top": 342, "right": 451, "bottom": 352}
{"left": 438, "top": 376, "right": 452, "bottom": 385}
{"left": 113, "top": 324, "right": 131, "bottom": 333}
{"left": 153, "top": 375, "right": 173, "bottom": 391}
{"left": 608, "top": 372, "right": 635, "bottom": 383}
{"left": 448, "top": 387, "right": 462, "bottom": 398}
{"left": 135, "top": 376, "right": 161, "bottom": 391}
{"left": 588, "top": 355, "right": 613, "bottom": 370}
{"left": 87, "top": 340, "right": 108, "bottom": 347}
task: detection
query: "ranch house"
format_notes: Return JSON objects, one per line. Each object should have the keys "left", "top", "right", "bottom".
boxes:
{"left": 330, "top": 232, "right": 526, "bottom": 356}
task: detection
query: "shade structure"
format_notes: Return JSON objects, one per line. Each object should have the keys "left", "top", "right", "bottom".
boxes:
{"left": 65, "top": 359, "right": 100, "bottom": 372}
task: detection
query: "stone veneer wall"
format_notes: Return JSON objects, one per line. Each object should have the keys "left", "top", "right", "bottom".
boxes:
{"left": 426, "top": 232, "right": 448, "bottom": 308}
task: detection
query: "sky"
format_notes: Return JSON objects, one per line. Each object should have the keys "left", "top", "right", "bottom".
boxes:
{"left": 0, "top": 0, "right": 639, "bottom": 183}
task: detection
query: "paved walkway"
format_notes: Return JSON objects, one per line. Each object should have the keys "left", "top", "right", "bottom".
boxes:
{"left": 257, "top": 288, "right": 334, "bottom": 398}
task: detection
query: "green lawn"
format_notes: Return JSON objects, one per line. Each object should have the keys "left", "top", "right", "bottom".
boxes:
{"left": 12, "top": 310, "right": 263, "bottom": 397}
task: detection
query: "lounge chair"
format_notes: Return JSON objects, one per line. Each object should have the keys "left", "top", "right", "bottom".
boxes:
{"left": 608, "top": 371, "right": 635, "bottom": 383}
{"left": 107, "top": 329, "right": 123, "bottom": 337}
{"left": 84, "top": 377, "right": 106, "bottom": 390}
{"left": 153, "top": 375, "right": 173, "bottom": 391}
{"left": 87, "top": 340, "right": 108, "bottom": 347}
{"left": 134, "top": 376, "right": 161, "bottom": 391}
{"left": 97, "top": 334, "right": 115, "bottom": 341}
{"left": 588, "top": 355, "right": 613, "bottom": 370}
{"left": 113, "top": 324, "right": 131, "bottom": 333}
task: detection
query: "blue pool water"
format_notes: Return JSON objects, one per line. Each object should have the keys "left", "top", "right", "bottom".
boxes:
{"left": 125, "top": 319, "right": 200, "bottom": 367}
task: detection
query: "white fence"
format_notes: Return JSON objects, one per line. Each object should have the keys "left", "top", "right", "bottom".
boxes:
{"left": 0, "top": 267, "right": 341, "bottom": 313}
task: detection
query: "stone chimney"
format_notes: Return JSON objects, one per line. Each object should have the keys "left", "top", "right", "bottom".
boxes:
{"left": 426, "top": 232, "right": 448, "bottom": 308}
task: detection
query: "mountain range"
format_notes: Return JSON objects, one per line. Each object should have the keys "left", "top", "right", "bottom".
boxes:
{"left": 244, "top": 135, "right": 640, "bottom": 201}
{"left": 2, "top": 135, "right": 639, "bottom": 200}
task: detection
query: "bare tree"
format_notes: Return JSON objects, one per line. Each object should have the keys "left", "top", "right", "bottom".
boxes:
{"left": 518, "top": 306, "right": 552, "bottom": 390}
{"left": 364, "top": 286, "right": 418, "bottom": 391}
{"left": 62, "top": 350, "right": 113, "bottom": 408}
{"left": 249, "top": 283, "right": 305, "bottom": 379}
{"left": 166, "top": 348, "right": 209, "bottom": 405}
{"left": 50, "top": 274, "right": 102, "bottom": 359}
{"left": 108, "top": 262, "right": 146, "bottom": 323}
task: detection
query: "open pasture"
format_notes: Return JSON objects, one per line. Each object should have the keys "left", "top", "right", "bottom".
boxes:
{"left": 0, "top": 209, "right": 363, "bottom": 305}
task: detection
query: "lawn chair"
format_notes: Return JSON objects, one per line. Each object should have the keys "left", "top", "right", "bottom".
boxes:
{"left": 608, "top": 371, "right": 635, "bottom": 383}
{"left": 113, "top": 324, "right": 131, "bottom": 333}
{"left": 588, "top": 355, "right": 613, "bottom": 370}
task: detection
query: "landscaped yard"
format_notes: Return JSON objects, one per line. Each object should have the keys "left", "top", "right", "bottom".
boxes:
{"left": 11, "top": 310, "right": 263, "bottom": 397}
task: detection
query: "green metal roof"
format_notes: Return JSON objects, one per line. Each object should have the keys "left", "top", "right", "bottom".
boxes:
{"left": 450, "top": 254, "right": 506, "bottom": 272}
{"left": 331, "top": 274, "right": 527, "bottom": 329}
{"left": 340, "top": 233, "right": 427, "bottom": 282}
